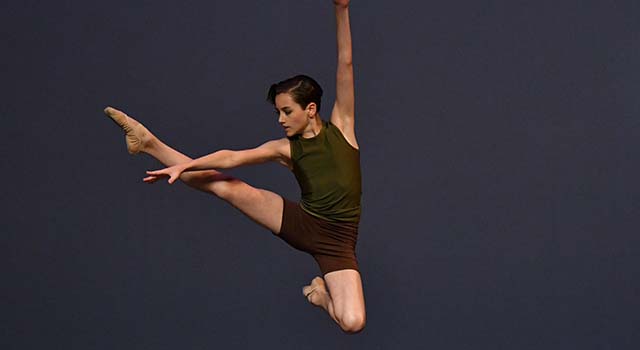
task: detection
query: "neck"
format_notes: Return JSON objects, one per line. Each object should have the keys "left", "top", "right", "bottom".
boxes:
{"left": 301, "top": 117, "right": 323, "bottom": 139}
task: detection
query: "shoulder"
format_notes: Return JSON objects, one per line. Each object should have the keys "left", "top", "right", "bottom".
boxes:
{"left": 257, "top": 138, "right": 292, "bottom": 168}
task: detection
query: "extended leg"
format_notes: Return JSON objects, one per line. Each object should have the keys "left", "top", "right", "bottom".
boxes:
{"left": 104, "top": 106, "right": 222, "bottom": 188}
{"left": 302, "top": 269, "right": 366, "bottom": 333}
{"left": 104, "top": 106, "right": 284, "bottom": 233}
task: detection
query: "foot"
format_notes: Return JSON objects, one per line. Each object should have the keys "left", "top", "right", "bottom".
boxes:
{"left": 104, "top": 106, "right": 152, "bottom": 154}
{"left": 302, "top": 276, "right": 329, "bottom": 307}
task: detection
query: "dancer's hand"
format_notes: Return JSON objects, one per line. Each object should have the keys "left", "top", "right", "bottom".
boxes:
{"left": 144, "top": 164, "right": 185, "bottom": 184}
{"left": 334, "top": 0, "right": 349, "bottom": 7}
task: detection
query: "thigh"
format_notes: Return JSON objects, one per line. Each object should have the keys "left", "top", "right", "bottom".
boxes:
{"left": 324, "top": 269, "right": 366, "bottom": 323}
{"left": 214, "top": 178, "right": 284, "bottom": 234}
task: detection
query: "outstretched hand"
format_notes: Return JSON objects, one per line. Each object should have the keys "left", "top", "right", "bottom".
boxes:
{"left": 333, "top": 0, "right": 349, "bottom": 7}
{"left": 144, "top": 164, "right": 185, "bottom": 184}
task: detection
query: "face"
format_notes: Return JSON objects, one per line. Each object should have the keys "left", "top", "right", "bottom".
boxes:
{"left": 274, "top": 93, "right": 315, "bottom": 137}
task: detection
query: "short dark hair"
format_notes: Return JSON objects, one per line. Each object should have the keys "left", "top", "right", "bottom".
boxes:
{"left": 267, "top": 75, "right": 323, "bottom": 112}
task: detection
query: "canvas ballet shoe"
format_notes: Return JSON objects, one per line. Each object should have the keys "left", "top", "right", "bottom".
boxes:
{"left": 302, "top": 276, "right": 327, "bottom": 306}
{"left": 104, "top": 106, "right": 150, "bottom": 155}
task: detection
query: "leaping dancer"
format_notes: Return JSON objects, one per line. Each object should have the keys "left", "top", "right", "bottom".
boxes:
{"left": 105, "top": 0, "right": 365, "bottom": 333}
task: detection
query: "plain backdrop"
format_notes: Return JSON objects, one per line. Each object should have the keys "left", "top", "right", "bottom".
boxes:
{"left": 2, "top": 0, "right": 639, "bottom": 349}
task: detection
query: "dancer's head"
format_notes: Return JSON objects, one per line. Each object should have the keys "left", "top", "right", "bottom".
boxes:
{"left": 267, "top": 75, "right": 323, "bottom": 136}
{"left": 268, "top": 75, "right": 323, "bottom": 112}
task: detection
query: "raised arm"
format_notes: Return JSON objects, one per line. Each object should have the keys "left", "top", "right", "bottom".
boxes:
{"left": 145, "top": 138, "right": 291, "bottom": 184}
{"left": 330, "top": 0, "right": 357, "bottom": 146}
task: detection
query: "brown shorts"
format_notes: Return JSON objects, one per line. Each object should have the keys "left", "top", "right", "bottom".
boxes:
{"left": 274, "top": 197, "right": 359, "bottom": 276}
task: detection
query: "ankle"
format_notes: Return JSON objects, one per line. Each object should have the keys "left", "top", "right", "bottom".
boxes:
{"left": 140, "top": 133, "right": 159, "bottom": 154}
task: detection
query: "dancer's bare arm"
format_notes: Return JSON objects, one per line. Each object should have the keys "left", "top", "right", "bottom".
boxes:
{"left": 330, "top": 0, "right": 358, "bottom": 148}
{"left": 144, "top": 138, "right": 291, "bottom": 184}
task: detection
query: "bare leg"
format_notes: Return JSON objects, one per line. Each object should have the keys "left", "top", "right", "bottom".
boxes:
{"left": 302, "top": 269, "right": 366, "bottom": 333}
{"left": 104, "top": 106, "right": 225, "bottom": 189}
{"left": 104, "top": 106, "right": 284, "bottom": 232}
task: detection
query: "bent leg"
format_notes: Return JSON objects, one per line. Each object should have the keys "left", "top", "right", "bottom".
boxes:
{"left": 303, "top": 269, "right": 366, "bottom": 333}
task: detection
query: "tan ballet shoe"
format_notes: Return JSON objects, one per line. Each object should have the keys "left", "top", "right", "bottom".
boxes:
{"left": 302, "top": 276, "right": 327, "bottom": 306}
{"left": 304, "top": 288, "right": 317, "bottom": 299}
{"left": 104, "top": 106, "right": 148, "bottom": 154}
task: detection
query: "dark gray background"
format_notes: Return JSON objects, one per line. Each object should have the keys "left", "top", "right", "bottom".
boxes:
{"left": 2, "top": 0, "right": 639, "bottom": 349}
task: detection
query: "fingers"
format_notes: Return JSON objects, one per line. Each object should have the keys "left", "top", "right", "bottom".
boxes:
{"left": 144, "top": 169, "right": 182, "bottom": 185}
{"left": 143, "top": 175, "right": 176, "bottom": 184}
{"left": 144, "top": 171, "right": 179, "bottom": 184}
{"left": 143, "top": 175, "right": 159, "bottom": 183}
{"left": 143, "top": 170, "right": 166, "bottom": 184}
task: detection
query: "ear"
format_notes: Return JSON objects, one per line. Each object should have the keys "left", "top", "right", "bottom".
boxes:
{"left": 306, "top": 102, "right": 318, "bottom": 118}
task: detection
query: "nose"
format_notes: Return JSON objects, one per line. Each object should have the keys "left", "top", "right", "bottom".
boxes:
{"left": 278, "top": 113, "right": 285, "bottom": 124}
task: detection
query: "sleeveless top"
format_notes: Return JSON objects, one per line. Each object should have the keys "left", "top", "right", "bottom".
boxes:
{"left": 288, "top": 120, "right": 362, "bottom": 223}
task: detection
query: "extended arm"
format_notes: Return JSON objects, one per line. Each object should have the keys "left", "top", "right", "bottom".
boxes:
{"left": 330, "top": 0, "right": 358, "bottom": 147}
{"left": 145, "top": 138, "right": 290, "bottom": 184}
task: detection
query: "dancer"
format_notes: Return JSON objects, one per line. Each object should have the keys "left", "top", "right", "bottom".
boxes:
{"left": 105, "top": 0, "right": 364, "bottom": 333}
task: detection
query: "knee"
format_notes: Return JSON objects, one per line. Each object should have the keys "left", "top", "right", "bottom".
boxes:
{"left": 207, "top": 176, "right": 240, "bottom": 200}
{"left": 186, "top": 170, "right": 222, "bottom": 188}
{"left": 338, "top": 311, "right": 366, "bottom": 334}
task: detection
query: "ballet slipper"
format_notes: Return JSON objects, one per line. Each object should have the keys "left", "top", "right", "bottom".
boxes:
{"left": 302, "top": 276, "right": 327, "bottom": 305}
{"left": 305, "top": 288, "right": 318, "bottom": 299}
{"left": 104, "top": 106, "right": 148, "bottom": 154}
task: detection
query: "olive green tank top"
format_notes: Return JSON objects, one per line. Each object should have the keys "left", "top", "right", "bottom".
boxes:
{"left": 289, "top": 120, "right": 361, "bottom": 223}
